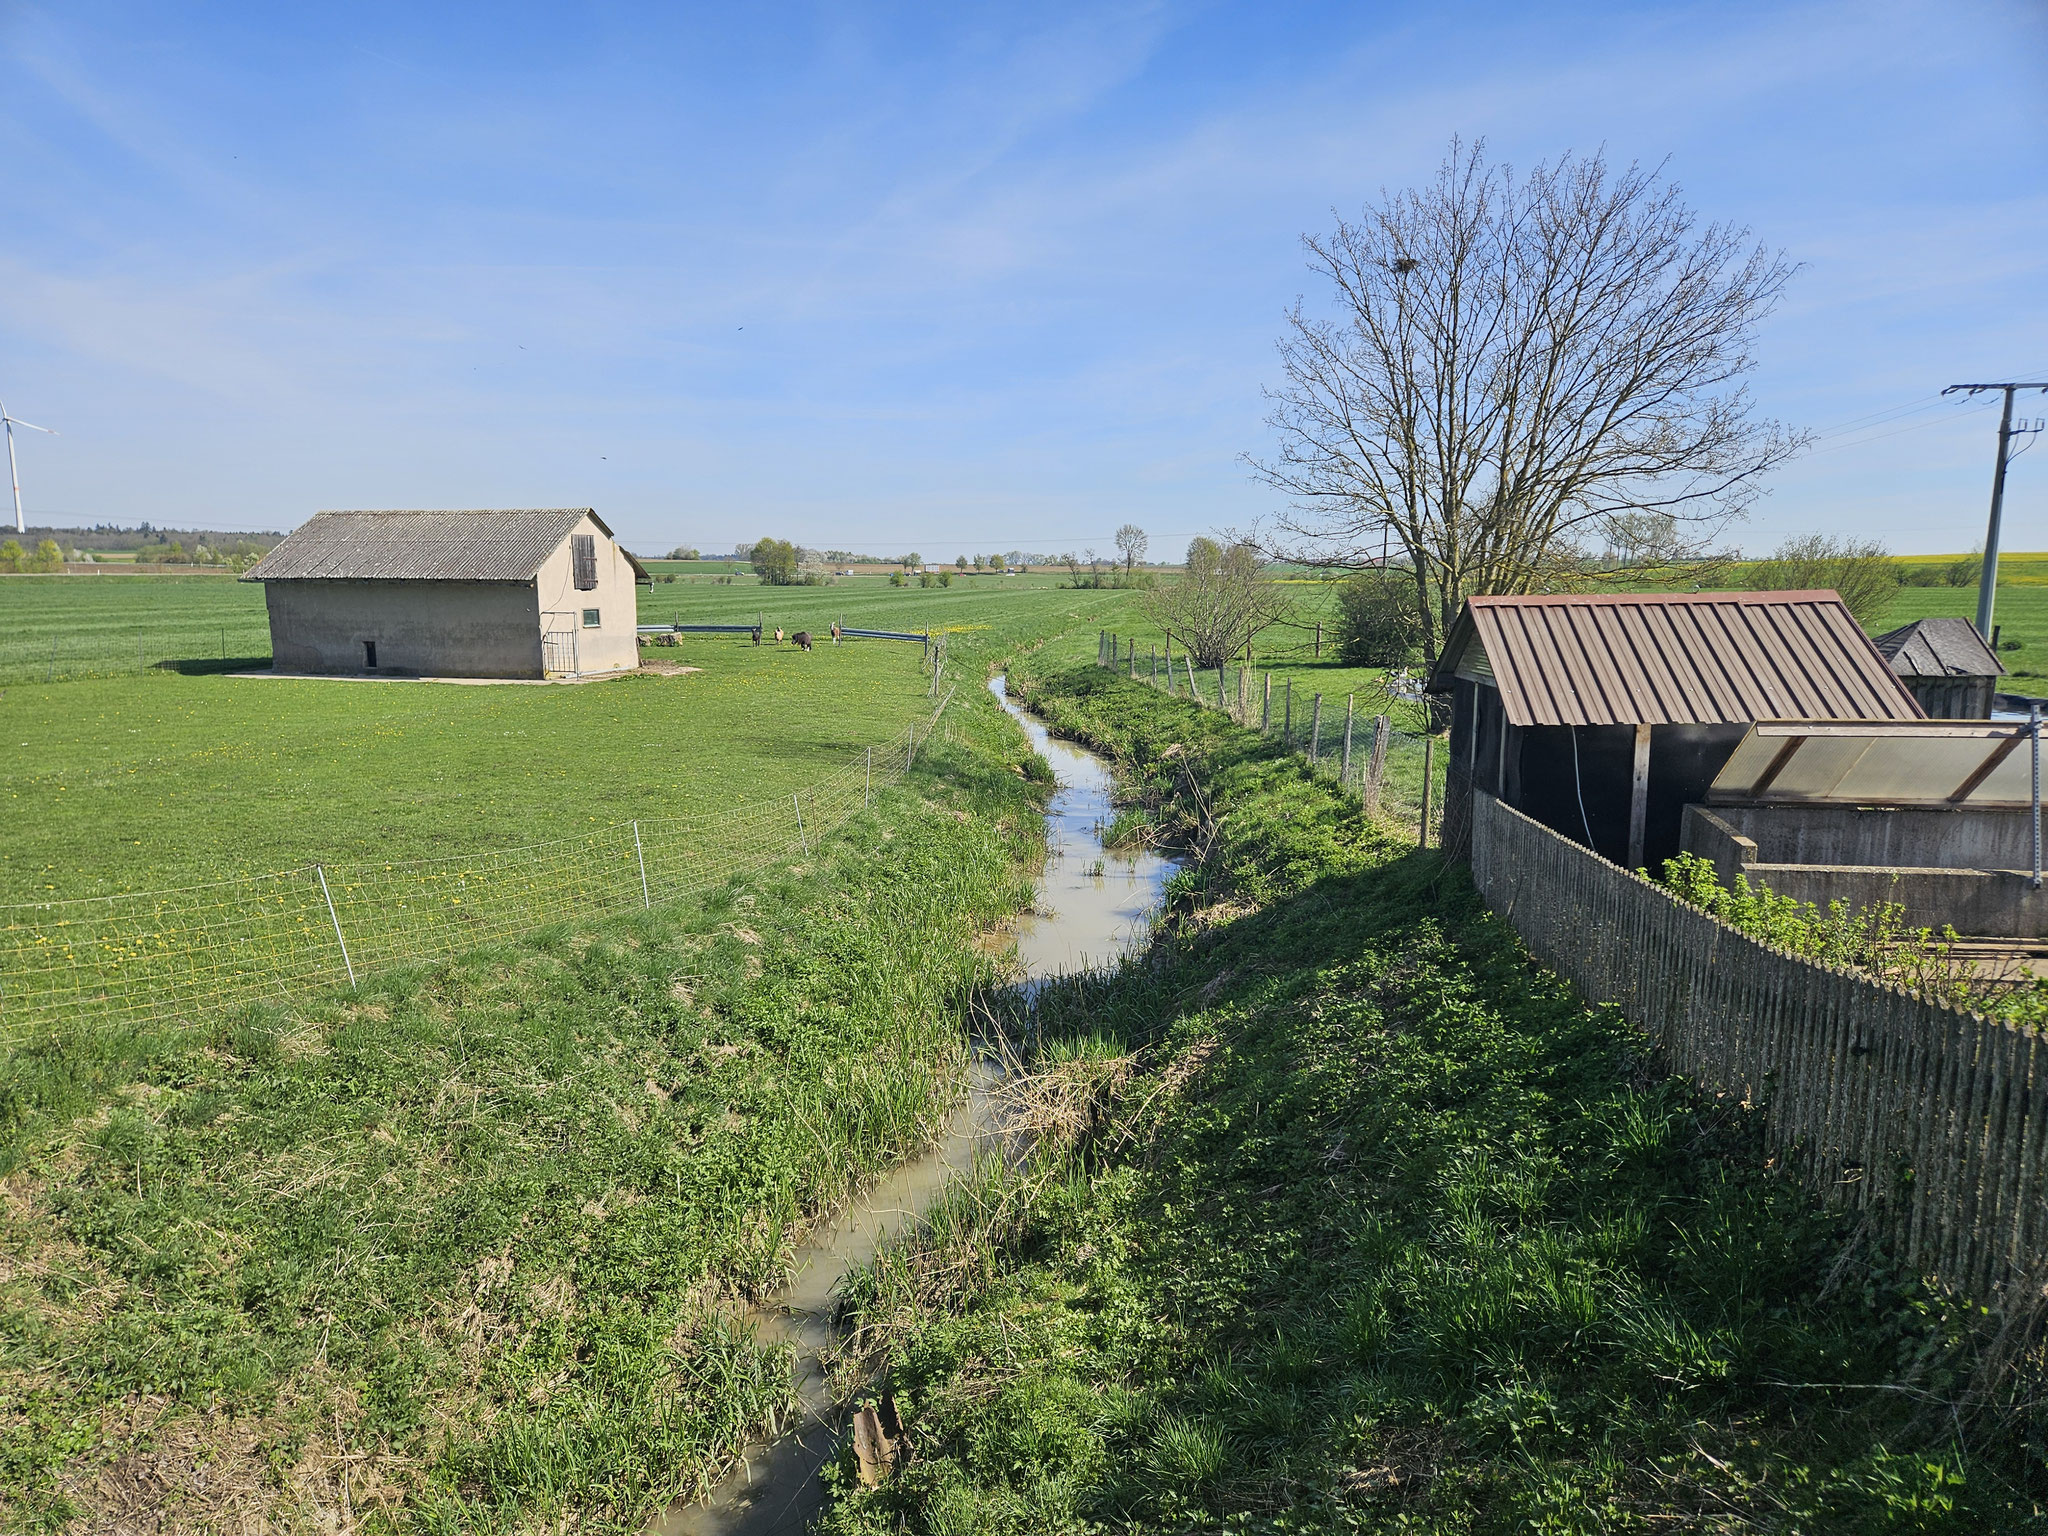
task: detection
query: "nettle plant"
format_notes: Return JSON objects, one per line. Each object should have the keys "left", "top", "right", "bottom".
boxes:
{"left": 1659, "top": 852, "right": 2048, "bottom": 1026}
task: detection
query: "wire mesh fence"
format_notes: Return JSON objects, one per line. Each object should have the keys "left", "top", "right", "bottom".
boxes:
{"left": 0, "top": 623, "right": 275, "bottom": 684}
{"left": 0, "top": 695, "right": 953, "bottom": 1041}
{"left": 1098, "top": 630, "right": 1444, "bottom": 846}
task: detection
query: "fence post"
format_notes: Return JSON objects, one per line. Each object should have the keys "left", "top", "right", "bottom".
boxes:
{"left": 794, "top": 793, "right": 808, "bottom": 853}
{"left": 315, "top": 865, "right": 356, "bottom": 988}
{"left": 1420, "top": 737, "right": 1435, "bottom": 848}
{"left": 1314, "top": 621, "right": 1321, "bottom": 658}
{"left": 1309, "top": 694, "right": 1322, "bottom": 762}
{"left": 866, "top": 746, "right": 873, "bottom": 807}
{"left": 1366, "top": 715, "right": 1389, "bottom": 813}
{"left": 1184, "top": 654, "right": 1199, "bottom": 698}
{"left": 1263, "top": 673, "right": 1272, "bottom": 735}
{"left": 1216, "top": 665, "right": 1227, "bottom": 712}
{"left": 1129, "top": 639, "right": 1136, "bottom": 679}
{"left": 634, "top": 820, "right": 650, "bottom": 907}
{"left": 1342, "top": 695, "right": 1354, "bottom": 783}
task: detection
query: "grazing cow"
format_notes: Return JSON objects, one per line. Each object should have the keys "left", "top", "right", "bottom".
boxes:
{"left": 792, "top": 630, "right": 814, "bottom": 652}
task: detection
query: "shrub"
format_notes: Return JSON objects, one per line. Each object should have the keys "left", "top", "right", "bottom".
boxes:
{"left": 1332, "top": 569, "right": 1424, "bottom": 666}
{"left": 1747, "top": 534, "right": 1899, "bottom": 626}
{"left": 750, "top": 537, "right": 800, "bottom": 585}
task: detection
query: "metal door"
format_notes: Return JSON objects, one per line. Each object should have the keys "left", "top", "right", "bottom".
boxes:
{"left": 542, "top": 629, "right": 578, "bottom": 675}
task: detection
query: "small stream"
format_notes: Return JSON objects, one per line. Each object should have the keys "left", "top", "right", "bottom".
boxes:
{"left": 656, "top": 674, "right": 1178, "bottom": 1534}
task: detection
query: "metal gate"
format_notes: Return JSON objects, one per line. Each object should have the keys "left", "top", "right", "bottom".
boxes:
{"left": 542, "top": 629, "right": 578, "bottom": 675}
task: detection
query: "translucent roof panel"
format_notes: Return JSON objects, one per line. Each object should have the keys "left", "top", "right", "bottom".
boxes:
{"left": 1709, "top": 721, "right": 2039, "bottom": 808}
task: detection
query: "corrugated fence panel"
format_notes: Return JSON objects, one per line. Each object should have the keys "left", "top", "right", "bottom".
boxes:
{"left": 1470, "top": 789, "right": 2047, "bottom": 1311}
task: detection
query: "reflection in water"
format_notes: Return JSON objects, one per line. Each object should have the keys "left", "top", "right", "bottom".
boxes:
{"left": 654, "top": 674, "right": 1177, "bottom": 1534}
{"left": 992, "top": 673, "right": 1179, "bottom": 986}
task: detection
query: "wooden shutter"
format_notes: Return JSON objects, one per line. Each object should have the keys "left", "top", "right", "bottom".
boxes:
{"left": 572, "top": 534, "right": 597, "bottom": 590}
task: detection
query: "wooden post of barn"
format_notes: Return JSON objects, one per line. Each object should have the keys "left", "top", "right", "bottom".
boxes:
{"left": 1627, "top": 725, "right": 1652, "bottom": 870}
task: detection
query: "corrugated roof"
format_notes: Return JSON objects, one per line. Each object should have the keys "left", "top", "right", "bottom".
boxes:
{"left": 242, "top": 509, "right": 649, "bottom": 584}
{"left": 1872, "top": 616, "right": 2004, "bottom": 680}
{"left": 1427, "top": 590, "right": 1924, "bottom": 726}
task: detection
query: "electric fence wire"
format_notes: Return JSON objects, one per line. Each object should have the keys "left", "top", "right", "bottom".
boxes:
{"left": 0, "top": 692, "right": 954, "bottom": 1041}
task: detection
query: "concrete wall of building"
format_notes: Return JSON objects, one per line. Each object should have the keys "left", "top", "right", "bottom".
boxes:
{"left": 266, "top": 580, "right": 543, "bottom": 677}
{"left": 1681, "top": 803, "right": 2048, "bottom": 938}
{"left": 533, "top": 513, "right": 640, "bottom": 675}
{"left": 1692, "top": 801, "right": 2037, "bottom": 870}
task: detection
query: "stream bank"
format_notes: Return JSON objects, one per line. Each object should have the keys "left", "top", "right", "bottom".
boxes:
{"left": 655, "top": 673, "right": 1177, "bottom": 1534}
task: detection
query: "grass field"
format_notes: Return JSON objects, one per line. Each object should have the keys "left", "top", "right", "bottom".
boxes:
{"left": 0, "top": 687, "right": 1054, "bottom": 1532}
{"left": 0, "top": 582, "right": 1138, "bottom": 906}
{"left": 821, "top": 660, "right": 2046, "bottom": 1534}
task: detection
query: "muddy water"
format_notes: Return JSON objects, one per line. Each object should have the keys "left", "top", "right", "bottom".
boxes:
{"left": 655, "top": 674, "right": 1176, "bottom": 1535}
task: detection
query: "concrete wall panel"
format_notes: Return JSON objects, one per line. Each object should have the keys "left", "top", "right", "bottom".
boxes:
{"left": 266, "top": 580, "right": 542, "bottom": 677}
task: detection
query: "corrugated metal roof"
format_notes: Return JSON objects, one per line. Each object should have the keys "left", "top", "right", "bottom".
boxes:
{"left": 1710, "top": 720, "right": 2033, "bottom": 807}
{"left": 242, "top": 509, "right": 633, "bottom": 583}
{"left": 1872, "top": 616, "right": 2004, "bottom": 680}
{"left": 1428, "top": 590, "right": 1924, "bottom": 726}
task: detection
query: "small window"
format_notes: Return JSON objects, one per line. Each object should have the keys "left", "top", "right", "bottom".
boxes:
{"left": 571, "top": 534, "right": 597, "bottom": 590}
{"left": 582, "top": 608, "right": 601, "bottom": 629}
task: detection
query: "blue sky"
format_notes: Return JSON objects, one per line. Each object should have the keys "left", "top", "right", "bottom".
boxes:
{"left": 1, "top": 0, "right": 2044, "bottom": 557}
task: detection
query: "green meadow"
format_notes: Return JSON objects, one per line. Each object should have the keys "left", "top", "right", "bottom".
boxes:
{"left": 0, "top": 578, "right": 1135, "bottom": 905}
{"left": 0, "top": 688, "right": 1051, "bottom": 1533}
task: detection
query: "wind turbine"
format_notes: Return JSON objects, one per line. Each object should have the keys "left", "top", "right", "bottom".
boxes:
{"left": 2, "top": 400, "right": 58, "bottom": 535}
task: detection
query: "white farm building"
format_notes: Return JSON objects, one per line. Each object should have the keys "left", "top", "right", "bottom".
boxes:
{"left": 242, "top": 509, "right": 650, "bottom": 679}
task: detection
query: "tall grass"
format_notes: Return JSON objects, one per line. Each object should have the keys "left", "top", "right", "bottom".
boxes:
{"left": 0, "top": 688, "right": 1053, "bottom": 1532}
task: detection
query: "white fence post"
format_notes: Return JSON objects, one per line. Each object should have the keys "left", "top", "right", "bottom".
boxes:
{"left": 633, "top": 820, "right": 650, "bottom": 907}
{"left": 794, "top": 793, "right": 808, "bottom": 853}
{"left": 315, "top": 865, "right": 356, "bottom": 987}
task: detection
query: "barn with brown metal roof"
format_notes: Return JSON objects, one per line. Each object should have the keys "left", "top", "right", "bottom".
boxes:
{"left": 1426, "top": 590, "right": 1922, "bottom": 871}
{"left": 244, "top": 509, "right": 650, "bottom": 679}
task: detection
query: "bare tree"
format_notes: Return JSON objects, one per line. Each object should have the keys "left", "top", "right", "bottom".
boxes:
{"left": 1114, "top": 522, "right": 1149, "bottom": 575}
{"left": 1144, "top": 537, "right": 1291, "bottom": 668}
{"left": 1250, "top": 140, "right": 1804, "bottom": 668}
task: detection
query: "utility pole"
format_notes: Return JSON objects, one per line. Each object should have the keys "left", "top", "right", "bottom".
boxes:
{"left": 1944, "top": 381, "right": 2048, "bottom": 639}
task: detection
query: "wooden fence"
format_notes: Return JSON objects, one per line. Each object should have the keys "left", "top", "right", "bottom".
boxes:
{"left": 1470, "top": 789, "right": 2048, "bottom": 1311}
